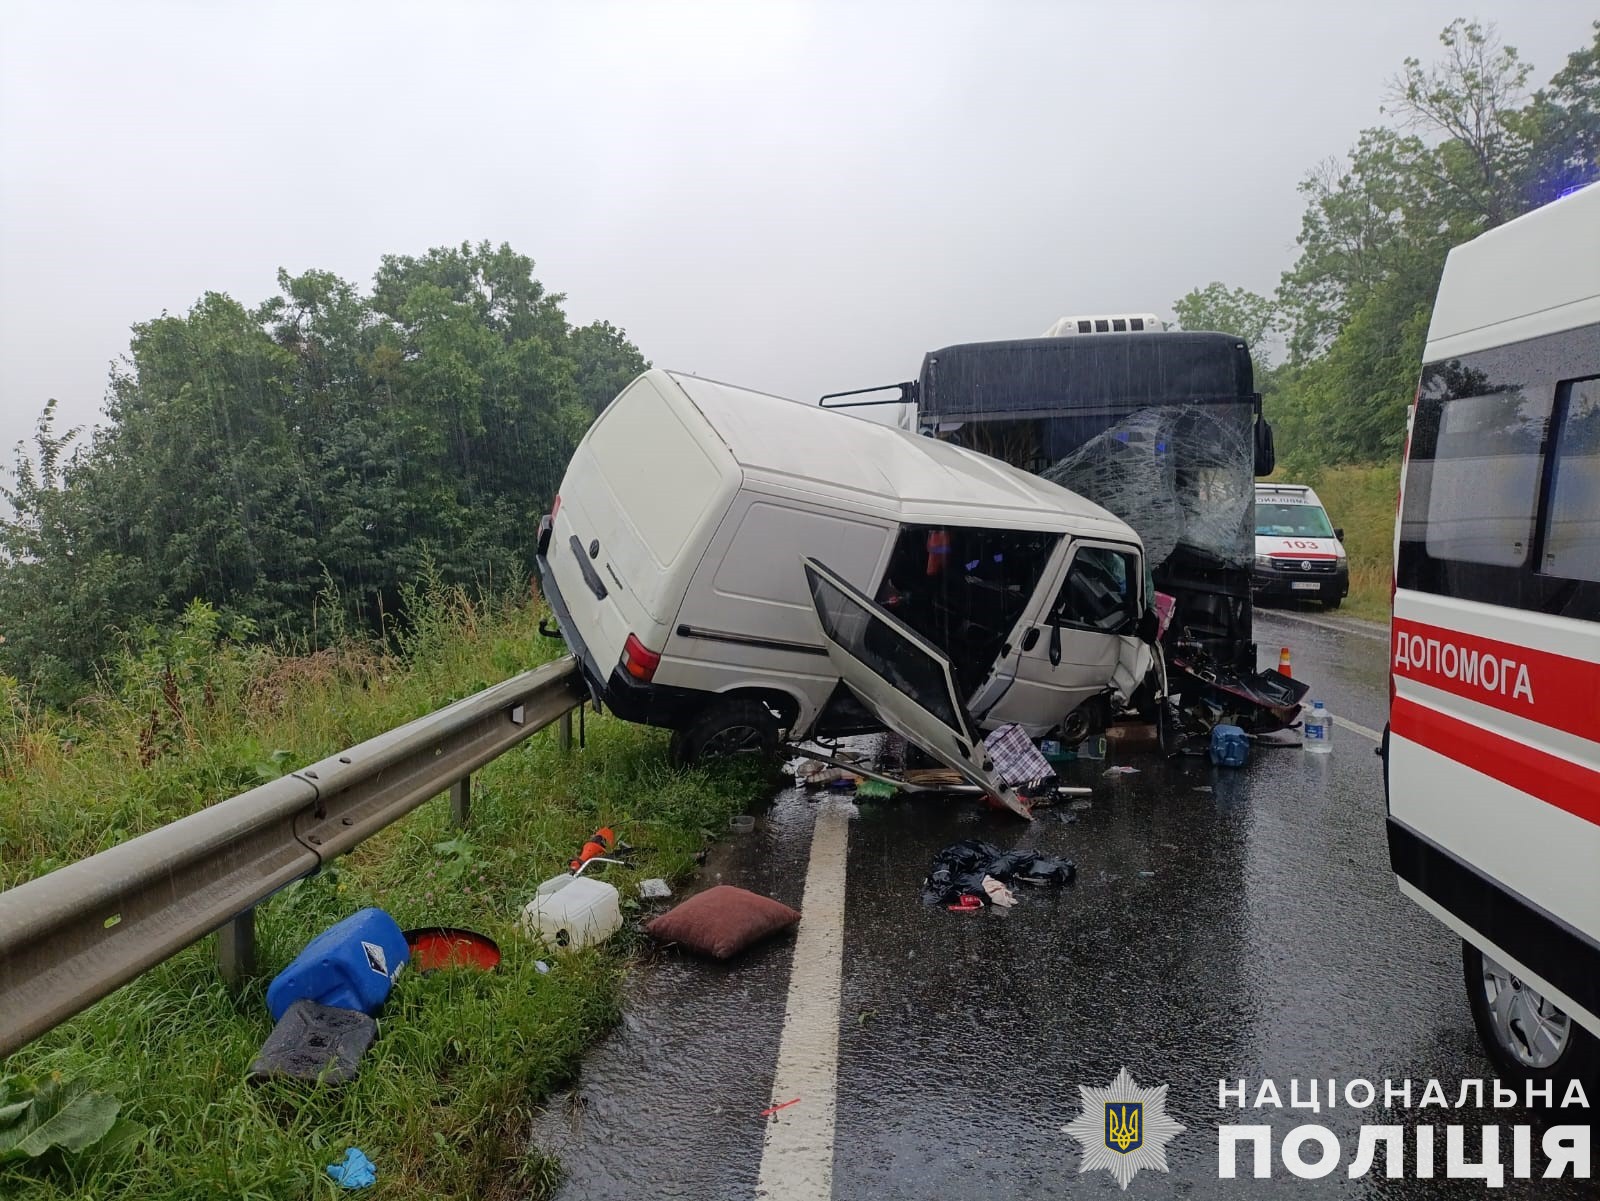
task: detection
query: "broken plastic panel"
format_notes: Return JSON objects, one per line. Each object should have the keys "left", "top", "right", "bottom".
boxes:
{"left": 1040, "top": 405, "right": 1255, "bottom": 569}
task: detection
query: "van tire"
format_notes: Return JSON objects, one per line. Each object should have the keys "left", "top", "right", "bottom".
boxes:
{"left": 1322, "top": 595, "right": 1343, "bottom": 611}
{"left": 669, "top": 699, "right": 781, "bottom": 766}
{"left": 1462, "top": 942, "right": 1600, "bottom": 1087}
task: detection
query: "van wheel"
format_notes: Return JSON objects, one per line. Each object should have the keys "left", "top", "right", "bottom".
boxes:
{"left": 1463, "top": 943, "right": 1600, "bottom": 1085}
{"left": 1322, "top": 595, "right": 1343, "bottom": 611}
{"left": 669, "top": 700, "right": 781, "bottom": 766}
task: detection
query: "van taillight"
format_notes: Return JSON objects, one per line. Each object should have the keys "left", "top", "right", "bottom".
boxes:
{"left": 551, "top": 494, "right": 562, "bottom": 521}
{"left": 622, "top": 634, "right": 661, "bottom": 682}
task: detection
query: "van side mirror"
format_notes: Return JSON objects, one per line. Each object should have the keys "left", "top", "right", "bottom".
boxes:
{"left": 1253, "top": 418, "right": 1276, "bottom": 476}
{"left": 1334, "top": 527, "right": 1345, "bottom": 541}
{"left": 1137, "top": 609, "right": 1159, "bottom": 645}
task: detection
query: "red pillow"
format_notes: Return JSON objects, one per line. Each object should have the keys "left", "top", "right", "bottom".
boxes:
{"left": 645, "top": 885, "right": 801, "bottom": 959}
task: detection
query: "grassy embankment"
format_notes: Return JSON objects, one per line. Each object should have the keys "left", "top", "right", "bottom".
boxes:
{"left": 1269, "top": 461, "right": 1400, "bottom": 624}
{"left": 0, "top": 585, "right": 769, "bottom": 1200}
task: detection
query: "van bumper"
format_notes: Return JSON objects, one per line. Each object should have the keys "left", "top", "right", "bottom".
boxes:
{"left": 1251, "top": 562, "right": 1349, "bottom": 602}
{"left": 534, "top": 522, "right": 708, "bottom": 731}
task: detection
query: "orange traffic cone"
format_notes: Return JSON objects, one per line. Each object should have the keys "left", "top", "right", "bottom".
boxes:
{"left": 1278, "top": 647, "right": 1292, "bottom": 678}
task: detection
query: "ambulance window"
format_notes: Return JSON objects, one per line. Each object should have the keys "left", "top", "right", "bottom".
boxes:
{"left": 1423, "top": 388, "right": 1547, "bottom": 568}
{"left": 1542, "top": 377, "right": 1600, "bottom": 584}
{"left": 1054, "top": 546, "right": 1139, "bottom": 634}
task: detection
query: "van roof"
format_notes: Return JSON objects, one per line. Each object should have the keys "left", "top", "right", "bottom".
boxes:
{"left": 657, "top": 371, "right": 1138, "bottom": 540}
{"left": 1426, "top": 182, "right": 1600, "bottom": 361}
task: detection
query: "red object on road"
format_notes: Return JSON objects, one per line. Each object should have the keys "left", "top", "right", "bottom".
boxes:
{"left": 947, "top": 894, "right": 984, "bottom": 912}
{"left": 1278, "top": 647, "right": 1292, "bottom": 678}
{"left": 760, "top": 1097, "right": 801, "bottom": 1118}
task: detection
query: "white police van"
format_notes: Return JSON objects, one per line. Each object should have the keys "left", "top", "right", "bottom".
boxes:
{"left": 1253, "top": 483, "right": 1349, "bottom": 609}
{"left": 1388, "top": 181, "right": 1599, "bottom": 1084}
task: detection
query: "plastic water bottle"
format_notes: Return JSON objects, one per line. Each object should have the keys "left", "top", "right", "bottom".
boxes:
{"left": 1304, "top": 700, "right": 1332, "bottom": 754}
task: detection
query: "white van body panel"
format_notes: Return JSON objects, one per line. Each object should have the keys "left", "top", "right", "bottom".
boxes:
{"left": 1391, "top": 180, "right": 1600, "bottom": 1044}
{"left": 543, "top": 369, "right": 1147, "bottom": 742}
{"left": 546, "top": 374, "right": 741, "bottom": 671}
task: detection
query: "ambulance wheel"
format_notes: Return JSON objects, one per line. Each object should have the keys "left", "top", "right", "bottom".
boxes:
{"left": 670, "top": 699, "right": 781, "bottom": 766}
{"left": 1463, "top": 943, "right": 1600, "bottom": 1086}
{"left": 1322, "top": 595, "right": 1343, "bottom": 611}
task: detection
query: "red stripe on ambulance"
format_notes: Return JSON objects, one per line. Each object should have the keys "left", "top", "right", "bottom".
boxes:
{"left": 1391, "top": 618, "right": 1600, "bottom": 744}
{"left": 1392, "top": 697, "right": 1600, "bottom": 829}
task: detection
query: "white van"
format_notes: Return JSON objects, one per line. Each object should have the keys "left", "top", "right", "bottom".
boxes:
{"left": 534, "top": 369, "right": 1155, "bottom": 804}
{"left": 1389, "top": 181, "right": 1599, "bottom": 1083}
{"left": 1253, "top": 483, "right": 1349, "bottom": 609}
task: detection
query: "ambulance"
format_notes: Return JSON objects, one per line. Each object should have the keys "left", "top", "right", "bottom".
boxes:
{"left": 1253, "top": 483, "right": 1349, "bottom": 609}
{"left": 1387, "top": 181, "right": 1599, "bottom": 1084}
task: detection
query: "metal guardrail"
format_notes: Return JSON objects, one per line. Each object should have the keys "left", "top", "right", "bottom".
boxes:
{"left": 0, "top": 656, "right": 587, "bottom": 1058}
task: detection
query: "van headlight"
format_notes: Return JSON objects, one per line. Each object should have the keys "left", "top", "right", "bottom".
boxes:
{"left": 1254, "top": 554, "right": 1273, "bottom": 569}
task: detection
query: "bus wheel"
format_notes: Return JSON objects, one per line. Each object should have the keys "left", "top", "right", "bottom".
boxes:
{"left": 669, "top": 699, "right": 780, "bottom": 766}
{"left": 1463, "top": 943, "right": 1600, "bottom": 1084}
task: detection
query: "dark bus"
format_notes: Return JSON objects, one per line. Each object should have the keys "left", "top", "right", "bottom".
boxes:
{"left": 823, "top": 330, "right": 1275, "bottom": 676}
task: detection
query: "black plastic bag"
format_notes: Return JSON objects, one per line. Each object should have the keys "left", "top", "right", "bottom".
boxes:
{"left": 921, "top": 839, "right": 1075, "bottom": 905}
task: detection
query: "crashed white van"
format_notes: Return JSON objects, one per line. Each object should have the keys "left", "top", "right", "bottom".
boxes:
{"left": 534, "top": 369, "right": 1154, "bottom": 799}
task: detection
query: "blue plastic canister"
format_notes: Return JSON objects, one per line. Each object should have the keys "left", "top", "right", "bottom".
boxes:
{"left": 1208, "top": 724, "right": 1250, "bottom": 768}
{"left": 266, "top": 908, "right": 410, "bottom": 1021}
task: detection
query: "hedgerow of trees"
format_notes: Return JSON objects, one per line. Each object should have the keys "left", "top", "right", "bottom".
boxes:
{"left": 1, "top": 242, "right": 648, "bottom": 702}
{"left": 1174, "top": 19, "right": 1599, "bottom": 472}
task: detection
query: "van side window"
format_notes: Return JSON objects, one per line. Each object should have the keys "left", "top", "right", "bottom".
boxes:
{"left": 1422, "top": 388, "right": 1548, "bottom": 568}
{"left": 1053, "top": 546, "right": 1139, "bottom": 634}
{"left": 1542, "top": 377, "right": 1600, "bottom": 583}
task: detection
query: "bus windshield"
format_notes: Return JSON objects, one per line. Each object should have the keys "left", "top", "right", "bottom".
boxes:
{"left": 1256, "top": 502, "right": 1334, "bottom": 538}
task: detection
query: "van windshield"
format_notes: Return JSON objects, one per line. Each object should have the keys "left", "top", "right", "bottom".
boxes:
{"left": 876, "top": 524, "right": 1060, "bottom": 697}
{"left": 1256, "top": 502, "right": 1334, "bottom": 538}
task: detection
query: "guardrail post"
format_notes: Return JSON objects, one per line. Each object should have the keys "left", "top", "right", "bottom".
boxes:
{"left": 450, "top": 775, "right": 470, "bottom": 827}
{"left": 218, "top": 907, "right": 255, "bottom": 989}
{"left": 559, "top": 709, "right": 574, "bottom": 752}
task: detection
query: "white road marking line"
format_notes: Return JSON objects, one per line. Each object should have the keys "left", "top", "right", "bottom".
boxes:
{"left": 1257, "top": 608, "right": 1388, "bottom": 643}
{"left": 755, "top": 798, "right": 851, "bottom": 1201}
{"left": 1334, "top": 714, "right": 1383, "bottom": 743}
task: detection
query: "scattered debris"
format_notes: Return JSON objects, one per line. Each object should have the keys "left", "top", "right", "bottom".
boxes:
{"left": 981, "top": 876, "right": 1018, "bottom": 908}
{"left": 1193, "top": 786, "right": 1213, "bottom": 794}
{"left": 729, "top": 815, "right": 756, "bottom": 834}
{"left": 854, "top": 776, "right": 898, "bottom": 799}
{"left": 922, "top": 840, "right": 1075, "bottom": 907}
{"left": 1068, "top": 799, "right": 1094, "bottom": 811}
{"left": 326, "top": 1146, "right": 377, "bottom": 1189}
{"left": 249, "top": 1000, "right": 376, "bottom": 1085}
{"left": 521, "top": 874, "right": 623, "bottom": 950}
{"left": 1102, "top": 765, "right": 1140, "bottom": 776}
{"left": 266, "top": 908, "right": 409, "bottom": 1021}
{"left": 761, "top": 1098, "right": 801, "bottom": 1118}
{"left": 569, "top": 826, "right": 618, "bottom": 872}
{"left": 983, "top": 723, "right": 1055, "bottom": 787}
{"left": 638, "top": 878, "right": 673, "bottom": 900}
{"left": 645, "top": 885, "right": 801, "bottom": 959}
{"left": 947, "top": 895, "right": 984, "bottom": 913}
{"left": 403, "top": 927, "right": 500, "bottom": 972}
{"left": 1138, "top": 870, "right": 1157, "bottom": 878}
{"left": 1209, "top": 724, "right": 1250, "bottom": 767}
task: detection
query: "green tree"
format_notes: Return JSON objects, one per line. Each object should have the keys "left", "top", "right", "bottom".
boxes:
{"left": 0, "top": 244, "right": 647, "bottom": 699}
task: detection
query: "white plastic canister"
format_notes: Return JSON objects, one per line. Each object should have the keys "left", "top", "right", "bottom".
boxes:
{"left": 520, "top": 874, "right": 622, "bottom": 950}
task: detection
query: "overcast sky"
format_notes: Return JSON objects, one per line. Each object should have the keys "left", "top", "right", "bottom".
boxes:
{"left": 1, "top": 1, "right": 1594, "bottom": 456}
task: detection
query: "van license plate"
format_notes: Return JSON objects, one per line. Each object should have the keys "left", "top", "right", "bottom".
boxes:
{"left": 1291, "top": 582, "right": 1320, "bottom": 591}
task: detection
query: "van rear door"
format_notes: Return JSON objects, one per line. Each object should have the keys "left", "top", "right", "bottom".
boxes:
{"left": 802, "top": 558, "right": 1027, "bottom": 816}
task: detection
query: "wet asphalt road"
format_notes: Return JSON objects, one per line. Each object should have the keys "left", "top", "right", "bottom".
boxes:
{"left": 528, "top": 608, "right": 1591, "bottom": 1199}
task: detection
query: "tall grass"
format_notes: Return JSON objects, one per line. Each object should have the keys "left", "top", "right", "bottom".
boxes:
{"left": 1268, "top": 462, "right": 1400, "bottom": 623}
{"left": 1, "top": 584, "right": 769, "bottom": 1199}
